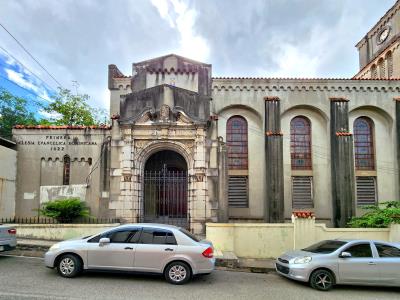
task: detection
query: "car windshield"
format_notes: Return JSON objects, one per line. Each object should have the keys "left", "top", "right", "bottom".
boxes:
{"left": 179, "top": 228, "right": 201, "bottom": 242}
{"left": 302, "top": 240, "right": 347, "bottom": 254}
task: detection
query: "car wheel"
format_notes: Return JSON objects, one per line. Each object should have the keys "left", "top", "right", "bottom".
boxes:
{"left": 310, "top": 269, "right": 334, "bottom": 291}
{"left": 165, "top": 261, "right": 191, "bottom": 285}
{"left": 57, "top": 254, "right": 82, "bottom": 278}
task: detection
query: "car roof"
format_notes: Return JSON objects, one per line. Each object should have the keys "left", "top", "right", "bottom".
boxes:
{"left": 115, "top": 223, "right": 180, "bottom": 230}
{"left": 332, "top": 239, "right": 397, "bottom": 245}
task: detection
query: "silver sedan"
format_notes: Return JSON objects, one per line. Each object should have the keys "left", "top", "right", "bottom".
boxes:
{"left": 0, "top": 224, "right": 17, "bottom": 252}
{"left": 276, "top": 239, "right": 400, "bottom": 291}
{"left": 45, "top": 224, "right": 215, "bottom": 284}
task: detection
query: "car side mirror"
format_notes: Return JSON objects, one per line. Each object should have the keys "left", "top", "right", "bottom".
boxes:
{"left": 99, "top": 237, "right": 110, "bottom": 246}
{"left": 340, "top": 251, "right": 352, "bottom": 258}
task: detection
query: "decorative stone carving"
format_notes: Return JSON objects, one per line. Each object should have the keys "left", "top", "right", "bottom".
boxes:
{"left": 160, "top": 105, "right": 170, "bottom": 122}
{"left": 123, "top": 174, "right": 132, "bottom": 182}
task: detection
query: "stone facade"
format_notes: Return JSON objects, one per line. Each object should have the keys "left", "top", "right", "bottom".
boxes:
{"left": 6, "top": 3, "right": 400, "bottom": 233}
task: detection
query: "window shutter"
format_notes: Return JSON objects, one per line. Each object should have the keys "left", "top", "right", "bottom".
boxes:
{"left": 292, "top": 176, "right": 313, "bottom": 208}
{"left": 228, "top": 176, "right": 248, "bottom": 208}
{"left": 356, "top": 177, "right": 377, "bottom": 206}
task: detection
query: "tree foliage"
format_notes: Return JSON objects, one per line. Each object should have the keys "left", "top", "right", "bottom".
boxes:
{"left": 346, "top": 201, "right": 400, "bottom": 228}
{"left": 0, "top": 89, "right": 38, "bottom": 138}
{"left": 44, "top": 88, "right": 98, "bottom": 126}
{"left": 39, "top": 198, "right": 90, "bottom": 223}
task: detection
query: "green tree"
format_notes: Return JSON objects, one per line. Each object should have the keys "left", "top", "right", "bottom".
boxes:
{"left": 347, "top": 201, "right": 400, "bottom": 228}
{"left": 45, "top": 88, "right": 98, "bottom": 126}
{"left": 0, "top": 89, "right": 38, "bottom": 138}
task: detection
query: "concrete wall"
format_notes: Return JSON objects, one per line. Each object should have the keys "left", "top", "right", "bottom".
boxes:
{"left": 207, "top": 217, "right": 400, "bottom": 259}
{"left": 0, "top": 145, "right": 16, "bottom": 218}
{"left": 12, "top": 128, "right": 111, "bottom": 218}
{"left": 211, "top": 78, "right": 400, "bottom": 222}
{"left": 14, "top": 224, "right": 119, "bottom": 241}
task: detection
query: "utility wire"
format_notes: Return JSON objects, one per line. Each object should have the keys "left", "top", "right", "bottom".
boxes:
{"left": 0, "top": 45, "right": 57, "bottom": 90}
{"left": 0, "top": 22, "right": 63, "bottom": 87}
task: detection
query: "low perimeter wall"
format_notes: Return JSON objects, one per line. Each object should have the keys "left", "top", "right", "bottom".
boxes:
{"left": 14, "top": 224, "right": 120, "bottom": 241}
{"left": 206, "top": 215, "right": 400, "bottom": 259}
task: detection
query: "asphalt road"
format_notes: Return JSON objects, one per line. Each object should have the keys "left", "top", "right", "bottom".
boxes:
{"left": 0, "top": 255, "right": 399, "bottom": 300}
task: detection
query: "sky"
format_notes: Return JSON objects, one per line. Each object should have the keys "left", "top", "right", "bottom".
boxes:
{"left": 0, "top": 0, "right": 396, "bottom": 116}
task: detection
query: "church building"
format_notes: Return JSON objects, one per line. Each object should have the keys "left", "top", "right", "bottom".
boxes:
{"left": 10, "top": 1, "right": 400, "bottom": 234}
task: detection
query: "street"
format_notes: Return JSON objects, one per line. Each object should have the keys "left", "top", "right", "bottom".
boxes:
{"left": 0, "top": 255, "right": 399, "bottom": 300}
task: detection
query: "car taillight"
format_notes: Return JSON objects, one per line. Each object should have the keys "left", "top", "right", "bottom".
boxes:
{"left": 202, "top": 247, "right": 213, "bottom": 258}
{"left": 8, "top": 229, "right": 16, "bottom": 235}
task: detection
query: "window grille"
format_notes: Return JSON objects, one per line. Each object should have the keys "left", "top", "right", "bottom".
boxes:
{"left": 378, "top": 58, "right": 385, "bottom": 78}
{"left": 292, "top": 176, "right": 313, "bottom": 208}
{"left": 290, "top": 116, "right": 312, "bottom": 170}
{"left": 354, "top": 117, "right": 375, "bottom": 170}
{"left": 370, "top": 64, "right": 377, "bottom": 79}
{"left": 386, "top": 51, "right": 393, "bottom": 78}
{"left": 63, "top": 155, "right": 71, "bottom": 185}
{"left": 228, "top": 176, "right": 248, "bottom": 208}
{"left": 227, "top": 116, "right": 248, "bottom": 170}
{"left": 356, "top": 177, "right": 377, "bottom": 206}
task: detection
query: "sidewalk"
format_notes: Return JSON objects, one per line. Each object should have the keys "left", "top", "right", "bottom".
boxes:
{"left": 8, "top": 238, "right": 276, "bottom": 273}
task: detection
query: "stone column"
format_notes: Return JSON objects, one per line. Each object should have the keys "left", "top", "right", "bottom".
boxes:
{"left": 217, "top": 138, "right": 229, "bottom": 222}
{"left": 395, "top": 98, "right": 400, "bottom": 195}
{"left": 264, "top": 96, "right": 284, "bottom": 223}
{"left": 330, "top": 97, "right": 355, "bottom": 227}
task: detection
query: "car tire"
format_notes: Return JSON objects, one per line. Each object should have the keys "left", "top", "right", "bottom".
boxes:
{"left": 164, "top": 261, "right": 191, "bottom": 285}
{"left": 309, "top": 269, "right": 334, "bottom": 291}
{"left": 56, "top": 254, "right": 82, "bottom": 278}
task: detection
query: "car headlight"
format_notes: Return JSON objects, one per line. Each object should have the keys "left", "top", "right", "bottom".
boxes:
{"left": 49, "top": 243, "right": 60, "bottom": 251}
{"left": 293, "top": 256, "right": 312, "bottom": 264}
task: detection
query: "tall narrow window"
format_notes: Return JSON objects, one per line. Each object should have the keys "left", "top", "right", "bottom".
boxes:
{"left": 378, "top": 58, "right": 385, "bottom": 78}
{"left": 370, "top": 64, "right": 377, "bottom": 79}
{"left": 227, "top": 116, "right": 248, "bottom": 170}
{"left": 227, "top": 116, "right": 248, "bottom": 208}
{"left": 290, "top": 116, "right": 312, "bottom": 170}
{"left": 354, "top": 117, "right": 375, "bottom": 170}
{"left": 63, "top": 155, "right": 71, "bottom": 185}
{"left": 386, "top": 51, "right": 393, "bottom": 78}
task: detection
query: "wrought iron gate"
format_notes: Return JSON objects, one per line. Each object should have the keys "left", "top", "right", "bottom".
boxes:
{"left": 142, "top": 164, "right": 188, "bottom": 228}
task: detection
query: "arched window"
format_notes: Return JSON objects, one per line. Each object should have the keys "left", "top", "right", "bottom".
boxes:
{"left": 354, "top": 117, "right": 375, "bottom": 170}
{"left": 378, "top": 58, "right": 385, "bottom": 78}
{"left": 386, "top": 51, "right": 393, "bottom": 78}
{"left": 290, "top": 116, "right": 312, "bottom": 170}
{"left": 226, "top": 116, "right": 248, "bottom": 169}
{"left": 63, "top": 155, "right": 71, "bottom": 185}
{"left": 370, "top": 64, "right": 377, "bottom": 79}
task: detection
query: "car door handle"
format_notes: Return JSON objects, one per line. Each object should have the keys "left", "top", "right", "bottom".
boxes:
{"left": 164, "top": 248, "right": 174, "bottom": 251}
{"left": 368, "top": 262, "right": 376, "bottom": 265}
{"left": 124, "top": 247, "right": 133, "bottom": 250}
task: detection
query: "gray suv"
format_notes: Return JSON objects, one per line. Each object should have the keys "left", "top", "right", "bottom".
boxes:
{"left": 45, "top": 224, "right": 215, "bottom": 284}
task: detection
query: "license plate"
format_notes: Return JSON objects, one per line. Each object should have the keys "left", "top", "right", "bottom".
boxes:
{"left": 0, "top": 246, "right": 4, "bottom": 251}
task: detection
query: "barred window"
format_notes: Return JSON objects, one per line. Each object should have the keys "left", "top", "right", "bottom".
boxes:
{"left": 354, "top": 117, "right": 375, "bottom": 170}
{"left": 227, "top": 116, "right": 248, "bottom": 170}
{"left": 290, "top": 116, "right": 312, "bottom": 170}
{"left": 228, "top": 176, "right": 248, "bottom": 208}
{"left": 63, "top": 155, "right": 71, "bottom": 185}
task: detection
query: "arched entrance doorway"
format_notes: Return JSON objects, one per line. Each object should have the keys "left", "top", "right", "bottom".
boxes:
{"left": 143, "top": 150, "right": 188, "bottom": 228}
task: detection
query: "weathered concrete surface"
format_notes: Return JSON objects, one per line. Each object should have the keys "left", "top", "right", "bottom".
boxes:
{"left": 39, "top": 184, "right": 87, "bottom": 203}
{"left": 0, "top": 144, "right": 16, "bottom": 218}
{"left": 14, "top": 224, "right": 119, "bottom": 241}
{"left": 265, "top": 98, "right": 284, "bottom": 222}
{"left": 330, "top": 99, "right": 355, "bottom": 227}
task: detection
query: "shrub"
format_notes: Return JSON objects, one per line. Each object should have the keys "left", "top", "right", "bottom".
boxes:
{"left": 346, "top": 201, "right": 400, "bottom": 228}
{"left": 39, "top": 198, "right": 90, "bottom": 223}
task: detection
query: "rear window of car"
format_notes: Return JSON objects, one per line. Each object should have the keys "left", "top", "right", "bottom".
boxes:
{"left": 302, "top": 240, "right": 347, "bottom": 254}
{"left": 179, "top": 228, "right": 201, "bottom": 242}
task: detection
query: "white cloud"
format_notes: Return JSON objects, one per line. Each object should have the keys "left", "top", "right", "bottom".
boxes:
{"left": 151, "top": 0, "right": 210, "bottom": 62}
